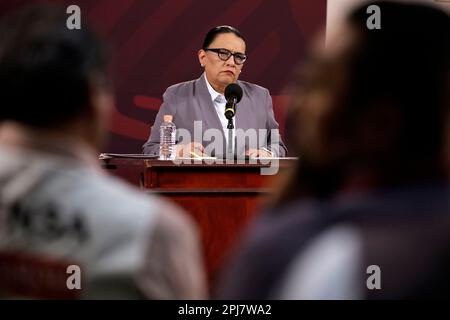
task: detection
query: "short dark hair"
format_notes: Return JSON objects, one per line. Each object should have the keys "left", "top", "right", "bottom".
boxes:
{"left": 202, "top": 25, "right": 245, "bottom": 49}
{"left": 0, "top": 5, "right": 110, "bottom": 128}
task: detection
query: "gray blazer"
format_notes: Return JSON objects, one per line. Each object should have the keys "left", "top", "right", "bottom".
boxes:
{"left": 142, "top": 74, "right": 287, "bottom": 157}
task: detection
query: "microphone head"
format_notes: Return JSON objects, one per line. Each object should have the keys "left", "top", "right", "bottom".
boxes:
{"left": 224, "top": 83, "right": 243, "bottom": 103}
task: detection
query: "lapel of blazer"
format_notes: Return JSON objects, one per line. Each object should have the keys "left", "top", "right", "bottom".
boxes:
{"left": 194, "top": 73, "right": 226, "bottom": 144}
{"left": 234, "top": 79, "right": 246, "bottom": 132}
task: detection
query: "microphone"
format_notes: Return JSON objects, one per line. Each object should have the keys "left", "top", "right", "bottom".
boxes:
{"left": 224, "top": 83, "right": 243, "bottom": 120}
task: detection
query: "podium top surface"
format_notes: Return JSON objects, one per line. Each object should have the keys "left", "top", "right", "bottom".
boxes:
{"left": 99, "top": 154, "right": 298, "bottom": 168}
{"left": 144, "top": 158, "right": 298, "bottom": 168}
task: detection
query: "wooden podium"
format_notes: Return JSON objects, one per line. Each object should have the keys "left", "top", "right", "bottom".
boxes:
{"left": 101, "top": 157, "right": 296, "bottom": 287}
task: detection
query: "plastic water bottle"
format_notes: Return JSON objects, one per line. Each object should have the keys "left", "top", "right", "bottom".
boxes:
{"left": 159, "top": 115, "right": 176, "bottom": 160}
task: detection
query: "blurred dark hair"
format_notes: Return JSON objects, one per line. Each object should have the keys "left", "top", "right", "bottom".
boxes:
{"left": 0, "top": 5, "right": 110, "bottom": 128}
{"left": 277, "top": 1, "right": 450, "bottom": 204}
{"left": 202, "top": 25, "right": 245, "bottom": 49}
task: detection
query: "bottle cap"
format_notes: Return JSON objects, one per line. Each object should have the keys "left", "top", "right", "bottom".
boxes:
{"left": 163, "top": 115, "right": 173, "bottom": 122}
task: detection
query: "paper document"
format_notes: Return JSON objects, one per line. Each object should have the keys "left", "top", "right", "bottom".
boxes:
{"left": 99, "top": 153, "right": 159, "bottom": 159}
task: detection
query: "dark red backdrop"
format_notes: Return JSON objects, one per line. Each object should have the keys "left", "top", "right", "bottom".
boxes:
{"left": 0, "top": 0, "right": 327, "bottom": 153}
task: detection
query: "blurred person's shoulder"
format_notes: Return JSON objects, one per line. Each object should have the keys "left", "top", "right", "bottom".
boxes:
{"left": 0, "top": 146, "right": 193, "bottom": 245}
{"left": 218, "top": 199, "right": 325, "bottom": 299}
{"left": 55, "top": 161, "right": 190, "bottom": 230}
{"left": 249, "top": 200, "right": 324, "bottom": 244}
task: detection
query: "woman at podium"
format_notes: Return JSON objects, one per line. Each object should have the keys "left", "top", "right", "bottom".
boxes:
{"left": 142, "top": 25, "right": 287, "bottom": 158}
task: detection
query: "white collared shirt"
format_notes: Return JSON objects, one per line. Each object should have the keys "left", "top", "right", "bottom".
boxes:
{"left": 203, "top": 74, "right": 274, "bottom": 157}
{"left": 204, "top": 74, "right": 234, "bottom": 147}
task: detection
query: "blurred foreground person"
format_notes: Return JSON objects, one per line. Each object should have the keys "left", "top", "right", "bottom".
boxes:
{"left": 0, "top": 5, "right": 206, "bottom": 299}
{"left": 218, "top": 1, "right": 450, "bottom": 299}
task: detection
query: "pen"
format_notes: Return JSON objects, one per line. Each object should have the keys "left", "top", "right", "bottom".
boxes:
{"left": 189, "top": 151, "right": 202, "bottom": 158}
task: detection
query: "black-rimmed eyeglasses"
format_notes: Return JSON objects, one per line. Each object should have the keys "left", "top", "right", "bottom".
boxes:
{"left": 203, "top": 48, "right": 247, "bottom": 65}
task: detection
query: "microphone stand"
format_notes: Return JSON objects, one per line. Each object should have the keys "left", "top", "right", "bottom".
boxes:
{"left": 226, "top": 118, "right": 234, "bottom": 159}
{"left": 225, "top": 96, "right": 237, "bottom": 160}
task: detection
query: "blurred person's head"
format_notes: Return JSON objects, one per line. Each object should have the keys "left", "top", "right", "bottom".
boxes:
{"left": 0, "top": 5, "right": 112, "bottom": 151}
{"left": 280, "top": 1, "right": 450, "bottom": 202}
